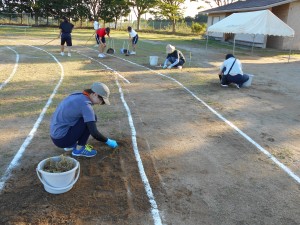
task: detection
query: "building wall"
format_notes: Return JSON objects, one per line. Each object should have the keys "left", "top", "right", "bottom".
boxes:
{"left": 207, "top": 13, "right": 226, "bottom": 39}
{"left": 286, "top": 1, "right": 300, "bottom": 50}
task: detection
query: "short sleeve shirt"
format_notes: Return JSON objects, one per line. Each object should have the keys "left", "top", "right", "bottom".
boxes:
{"left": 93, "top": 21, "right": 99, "bottom": 30}
{"left": 129, "top": 29, "right": 137, "bottom": 38}
{"left": 220, "top": 57, "right": 243, "bottom": 76}
{"left": 59, "top": 21, "right": 74, "bottom": 34}
{"left": 96, "top": 28, "right": 107, "bottom": 37}
{"left": 50, "top": 92, "right": 96, "bottom": 139}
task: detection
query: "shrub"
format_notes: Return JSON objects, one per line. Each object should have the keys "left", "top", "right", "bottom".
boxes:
{"left": 191, "top": 22, "right": 206, "bottom": 34}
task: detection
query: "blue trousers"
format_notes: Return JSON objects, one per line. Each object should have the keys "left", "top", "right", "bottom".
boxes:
{"left": 51, "top": 117, "right": 92, "bottom": 148}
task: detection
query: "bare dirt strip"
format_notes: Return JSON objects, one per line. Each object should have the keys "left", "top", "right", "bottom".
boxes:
{"left": 0, "top": 41, "right": 300, "bottom": 225}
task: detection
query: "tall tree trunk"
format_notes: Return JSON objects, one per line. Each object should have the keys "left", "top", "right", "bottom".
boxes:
{"left": 34, "top": 14, "right": 38, "bottom": 26}
{"left": 172, "top": 18, "right": 176, "bottom": 33}
{"left": 137, "top": 15, "right": 141, "bottom": 31}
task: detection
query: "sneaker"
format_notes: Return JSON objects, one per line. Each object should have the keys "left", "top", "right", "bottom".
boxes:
{"left": 98, "top": 53, "right": 105, "bottom": 58}
{"left": 67, "top": 53, "right": 71, "bottom": 57}
{"left": 221, "top": 84, "right": 228, "bottom": 87}
{"left": 177, "top": 66, "right": 182, "bottom": 69}
{"left": 234, "top": 83, "right": 240, "bottom": 89}
{"left": 72, "top": 144, "right": 97, "bottom": 157}
{"left": 60, "top": 52, "right": 64, "bottom": 56}
{"left": 94, "top": 44, "right": 99, "bottom": 47}
{"left": 130, "top": 51, "right": 136, "bottom": 55}
{"left": 63, "top": 144, "right": 76, "bottom": 151}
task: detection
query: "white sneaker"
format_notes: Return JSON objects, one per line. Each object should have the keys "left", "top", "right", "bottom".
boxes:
{"left": 98, "top": 53, "right": 105, "bottom": 58}
{"left": 60, "top": 52, "right": 64, "bottom": 56}
{"left": 177, "top": 66, "right": 182, "bottom": 69}
{"left": 67, "top": 53, "right": 71, "bottom": 57}
{"left": 221, "top": 84, "right": 228, "bottom": 87}
{"left": 130, "top": 51, "right": 136, "bottom": 55}
{"left": 234, "top": 83, "right": 240, "bottom": 89}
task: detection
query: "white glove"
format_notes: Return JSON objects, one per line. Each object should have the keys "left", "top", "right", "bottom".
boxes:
{"left": 167, "top": 65, "right": 172, "bottom": 69}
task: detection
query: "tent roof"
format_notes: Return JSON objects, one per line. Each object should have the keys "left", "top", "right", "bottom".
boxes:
{"left": 207, "top": 10, "right": 294, "bottom": 37}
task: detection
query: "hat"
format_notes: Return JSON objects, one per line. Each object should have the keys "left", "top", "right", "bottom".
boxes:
{"left": 91, "top": 82, "right": 110, "bottom": 105}
{"left": 166, "top": 44, "right": 175, "bottom": 54}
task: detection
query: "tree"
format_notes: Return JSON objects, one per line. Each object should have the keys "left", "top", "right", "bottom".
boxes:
{"left": 195, "top": 12, "right": 207, "bottom": 23}
{"left": 128, "top": 0, "right": 157, "bottom": 31}
{"left": 152, "top": 0, "right": 185, "bottom": 33}
{"left": 110, "top": 0, "right": 131, "bottom": 29}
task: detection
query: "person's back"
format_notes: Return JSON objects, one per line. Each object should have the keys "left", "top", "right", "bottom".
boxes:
{"left": 219, "top": 54, "right": 249, "bottom": 88}
{"left": 60, "top": 20, "right": 74, "bottom": 34}
{"left": 96, "top": 28, "right": 107, "bottom": 37}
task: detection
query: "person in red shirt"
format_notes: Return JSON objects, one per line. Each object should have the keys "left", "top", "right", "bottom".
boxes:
{"left": 96, "top": 27, "right": 110, "bottom": 58}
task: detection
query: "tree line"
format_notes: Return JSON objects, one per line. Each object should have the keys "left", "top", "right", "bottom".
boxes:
{"left": 0, "top": 0, "right": 209, "bottom": 33}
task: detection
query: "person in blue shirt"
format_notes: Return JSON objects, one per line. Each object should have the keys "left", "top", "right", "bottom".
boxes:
{"left": 50, "top": 82, "right": 118, "bottom": 158}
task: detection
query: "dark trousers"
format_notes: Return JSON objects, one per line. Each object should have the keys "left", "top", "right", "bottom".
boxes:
{"left": 51, "top": 118, "right": 91, "bottom": 148}
{"left": 221, "top": 74, "right": 249, "bottom": 87}
{"left": 167, "top": 56, "right": 185, "bottom": 67}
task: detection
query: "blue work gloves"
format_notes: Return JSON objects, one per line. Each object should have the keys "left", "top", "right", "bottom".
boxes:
{"left": 106, "top": 138, "right": 118, "bottom": 148}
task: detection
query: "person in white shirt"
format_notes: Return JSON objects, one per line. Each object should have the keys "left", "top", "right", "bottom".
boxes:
{"left": 93, "top": 19, "right": 99, "bottom": 30}
{"left": 93, "top": 19, "right": 100, "bottom": 47}
{"left": 218, "top": 54, "right": 249, "bottom": 88}
{"left": 127, "top": 26, "right": 138, "bottom": 55}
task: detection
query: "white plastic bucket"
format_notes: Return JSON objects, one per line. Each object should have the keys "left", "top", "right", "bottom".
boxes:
{"left": 149, "top": 56, "right": 158, "bottom": 66}
{"left": 36, "top": 156, "right": 80, "bottom": 194}
{"left": 243, "top": 74, "right": 254, "bottom": 87}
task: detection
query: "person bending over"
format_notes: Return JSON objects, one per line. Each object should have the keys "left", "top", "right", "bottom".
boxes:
{"left": 127, "top": 26, "right": 138, "bottom": 55}
{"left": 50, "top": 82, "right": 118, "bottom": 158}
{"left": 163, "top": 44, "right": 185, "bottom": 69}
{"left": 218, "top": 54, "right": 249, "bottom": 88}
{"left": 96, "top": 27, "right": 110, "bottom": 58}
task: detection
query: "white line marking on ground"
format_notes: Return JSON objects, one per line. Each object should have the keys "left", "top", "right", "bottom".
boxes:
{"left": 77, "top": 49, "right": 162, "bottom": 225}
{"left": 75, "top": 49, "right": 130, "bottom": 84}
{"left": 109, "top": 54, "right": 300, "bottom": 185}
{"left": 0, "top": 47, "right": 19, "bottom": 90}
{"left": 0, "top": 46, "right": 64, "bottom": 192}
{"left": 116, "top": 79, "right": 162, "bottom": 225}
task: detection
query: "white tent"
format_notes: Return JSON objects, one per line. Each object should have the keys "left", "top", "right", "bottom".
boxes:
{"left": 205, "top": 10, "right": 295, "bottom": 60}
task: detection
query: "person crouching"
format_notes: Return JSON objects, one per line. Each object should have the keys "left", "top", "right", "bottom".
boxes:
{"left": 163, "top": 44, "right": 185, "bottom": 69}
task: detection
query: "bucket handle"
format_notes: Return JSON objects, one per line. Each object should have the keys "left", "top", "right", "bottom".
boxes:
{"left": 36, "top": 163, "right": 80, "bottom": 191}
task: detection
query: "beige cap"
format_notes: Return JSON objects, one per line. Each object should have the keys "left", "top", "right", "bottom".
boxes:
{"left": 91, "top": 82, "right": 110, "bottom": 105}
{"left": 166, "top": 44, "right": 175, "bottom": 54}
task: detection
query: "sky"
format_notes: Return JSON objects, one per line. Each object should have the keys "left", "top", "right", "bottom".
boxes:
{"left": 129, "top": 0, "right": 213, "bottom": 21}
{"left": 183, "top": 0, "right": 209, "bottom": 17}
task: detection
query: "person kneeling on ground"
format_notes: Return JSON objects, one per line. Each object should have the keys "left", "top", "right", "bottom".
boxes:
{"left": 163, "top": 44, "right": 185, "bottom": 69}
{"left": 218, "top": 54, "right": 249, "bottom": 88}
{"left": 50, "top": 82, "right": 118, "bottom": 158}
